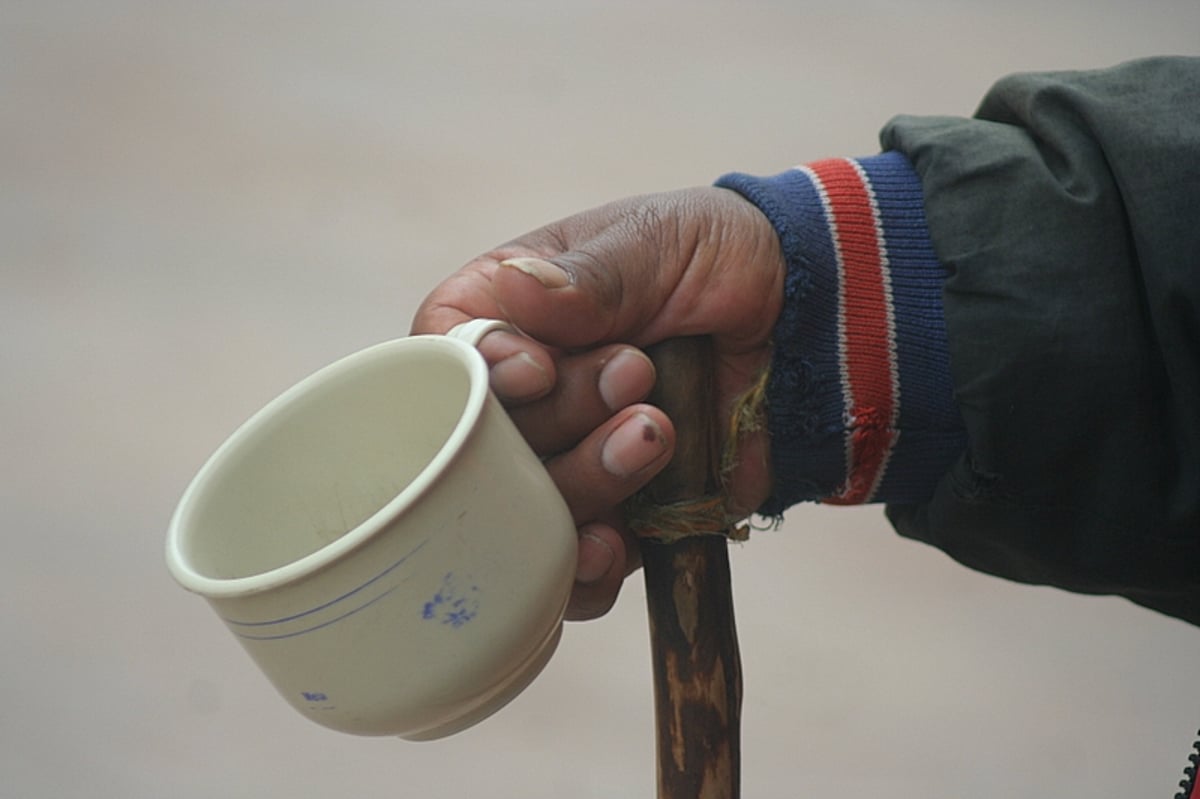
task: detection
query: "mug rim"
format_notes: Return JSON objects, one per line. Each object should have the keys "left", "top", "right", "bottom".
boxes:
{"left": 164, "top": 335, "right": 489, "bottom": 599}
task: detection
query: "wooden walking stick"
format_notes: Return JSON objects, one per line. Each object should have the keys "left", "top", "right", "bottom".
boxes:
{"left": 631, "top": 337, "right": 744, "bottom": 799}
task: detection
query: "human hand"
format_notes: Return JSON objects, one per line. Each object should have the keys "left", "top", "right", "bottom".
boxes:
{"left": 411, "top": 187, "right": 785, "bottom": 620}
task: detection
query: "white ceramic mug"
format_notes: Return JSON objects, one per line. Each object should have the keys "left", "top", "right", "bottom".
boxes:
{"left": 165, "top": 320, "right": 577, "bottom": 740}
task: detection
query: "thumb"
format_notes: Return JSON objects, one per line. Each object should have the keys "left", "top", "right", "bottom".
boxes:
{"left": 491, "top": 255, "right": 648, "bottom": 349}
{"left": 492, "top": 202, "right": 690, "bottom": 349}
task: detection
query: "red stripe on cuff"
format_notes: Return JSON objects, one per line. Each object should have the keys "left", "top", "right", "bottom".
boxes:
{"left": 805, "top": 158, "right": 899, "bottom": 504}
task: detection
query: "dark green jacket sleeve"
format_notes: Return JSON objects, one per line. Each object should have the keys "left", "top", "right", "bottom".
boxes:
{"left": 880, "top": 57, "right": 1200, "bottom": 625}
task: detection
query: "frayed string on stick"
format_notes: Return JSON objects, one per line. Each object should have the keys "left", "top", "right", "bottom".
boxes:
{"left": 627, "top": 366, "right": 770, "bottom": 544}
{"left": 626, "top": 494, "right": 751, "bottom": 543}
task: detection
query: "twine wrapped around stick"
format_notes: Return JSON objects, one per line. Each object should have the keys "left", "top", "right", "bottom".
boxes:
{"left": 625, "top": 365, "right": 769, "bottom": 544}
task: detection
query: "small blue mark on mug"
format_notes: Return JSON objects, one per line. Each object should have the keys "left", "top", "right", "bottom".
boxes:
{"left": 301, "top": 691, "right": 328, "bottom": 702}
{"left": 422, "top": 573, "right": 480, "bottom": 628}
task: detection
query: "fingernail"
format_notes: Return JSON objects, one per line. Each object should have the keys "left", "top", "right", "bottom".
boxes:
{"left": 499, "top": 257, "right": 571, "bottom": 289}
{"left": 576, "top": 531, "right": 615, "bottom": 584}
{"left": 601, "top": 412, "right": 667, "bottom": 477}
{"left": 490, "top": 352, "right": 552, "bottom": 401}
{"left": 598, "top": 349, "right": 655, "bottom": 412}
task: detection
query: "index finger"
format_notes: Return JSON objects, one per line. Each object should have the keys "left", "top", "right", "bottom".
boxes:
{"left": 409, "top": 258, "right": 505, "bottom": 337}
{"left": 412, "top": 256, "right": 575, "bottom": 404}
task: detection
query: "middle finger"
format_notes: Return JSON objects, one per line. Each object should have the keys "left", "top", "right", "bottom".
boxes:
{"left": 505, "top": 344, "right": 656, "bottom": 456}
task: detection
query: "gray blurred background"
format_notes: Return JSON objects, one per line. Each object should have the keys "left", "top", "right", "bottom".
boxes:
{"left": 4, "top": 2, "right": 1200, "bottom": 797}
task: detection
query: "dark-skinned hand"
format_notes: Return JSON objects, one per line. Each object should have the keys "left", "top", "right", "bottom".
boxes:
{"left": 411, "top": 187, "right": 785, "bottom": 620}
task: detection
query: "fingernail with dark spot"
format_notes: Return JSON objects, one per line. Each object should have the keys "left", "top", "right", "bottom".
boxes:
{"left": 601, "top": 412, "right": 666, "bottom": 477}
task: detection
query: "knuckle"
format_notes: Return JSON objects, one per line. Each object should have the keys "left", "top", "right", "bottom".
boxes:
{"left": 570, "top": 246, "right": 624, "bottom": 321}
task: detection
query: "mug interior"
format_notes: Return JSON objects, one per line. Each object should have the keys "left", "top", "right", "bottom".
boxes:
{"left": 170, "top": 339, "right": 477, "bottom": 585}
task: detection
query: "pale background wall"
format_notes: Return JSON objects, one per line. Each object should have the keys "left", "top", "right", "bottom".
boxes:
{"left": 4, "top": 2, "right": 1200, "bottom": 797}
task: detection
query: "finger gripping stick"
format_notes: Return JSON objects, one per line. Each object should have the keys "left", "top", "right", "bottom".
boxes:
{"left": 633, "top": 337, "right": 743, "bottom": 799}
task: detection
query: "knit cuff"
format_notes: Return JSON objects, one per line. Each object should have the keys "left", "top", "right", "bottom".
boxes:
{"left": 716, "top": 152, "right": 965, "bottom": 515}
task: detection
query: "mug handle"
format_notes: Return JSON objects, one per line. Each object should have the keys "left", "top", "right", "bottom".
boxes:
{"left": 446, "top": 318, "right": 514, "bottom": 347}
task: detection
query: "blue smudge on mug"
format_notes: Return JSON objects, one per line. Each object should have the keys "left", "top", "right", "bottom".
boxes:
{"left": 422, "top": 572, "right": 480, "bottom": 628}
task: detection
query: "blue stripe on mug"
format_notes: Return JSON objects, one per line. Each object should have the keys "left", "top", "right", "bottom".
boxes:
{"left": 221, "top": 538, "right": 431, "bottom": 629}
{"left": 230, "top": 584, "right": 401, "bottom": 641}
